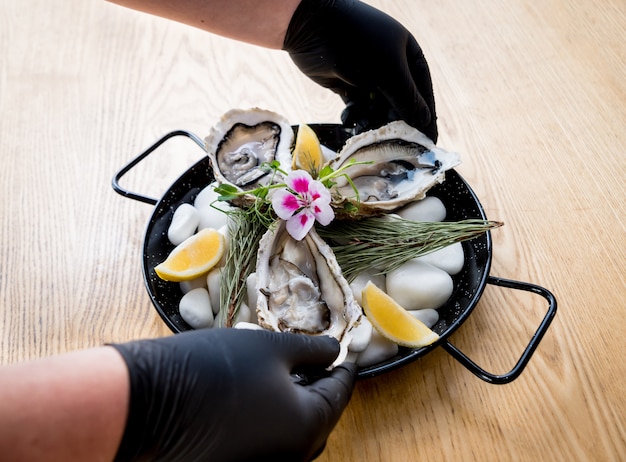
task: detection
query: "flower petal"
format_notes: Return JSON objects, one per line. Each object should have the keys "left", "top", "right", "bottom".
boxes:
{"left": 271, "top": 189, "right": 300, "bottom": 220}
{"left": 286, "top": 210, "right": 314, "bottom": 241}
{"left": 287, "top": 170, "right": 314, "bottom": 194}
{"left": 312, "top": 200, "right": 335, "bottom": 226}
{"left": 303, "top": 179, "right": 333, "bottom": 225}
{"left": 274, "top": 170, "right": 334, "bottom": 239}
{"left": 307, "top": 180, "right": 331, "bottom": 202}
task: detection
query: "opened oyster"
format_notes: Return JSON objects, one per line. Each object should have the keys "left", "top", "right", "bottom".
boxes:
{"left": 255, "top": 220, "right": 362, "bottom": 366}
{"left": 205, "top": 108, "right": 293, "bottom": 207}
{"left": 329, "top": 121, "right": 461, "bottom": 217}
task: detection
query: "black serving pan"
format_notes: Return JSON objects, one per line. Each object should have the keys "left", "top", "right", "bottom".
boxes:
{"left": 112, "top": 126, "right": 557, "bottom": 383}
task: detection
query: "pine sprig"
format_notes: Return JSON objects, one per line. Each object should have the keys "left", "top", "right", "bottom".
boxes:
{"left": 215, "top": 206, "right": 270, "bottom": 327}
{"left": 316, "top": 217, "right": 503, "bottom": 281}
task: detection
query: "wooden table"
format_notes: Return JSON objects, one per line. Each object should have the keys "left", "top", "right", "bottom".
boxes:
{"left": 1, "top": 0, "right": 624, "bottom": 460}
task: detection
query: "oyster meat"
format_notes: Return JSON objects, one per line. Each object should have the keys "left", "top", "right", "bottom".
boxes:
{"left": 205, "top": 108, "right": 293, "bottom": 206}
{"left": 255, "top": 220, "right": 362, "bottom": 366}
{"left": 329, "top": 121, "right": 460, "bottom": 217}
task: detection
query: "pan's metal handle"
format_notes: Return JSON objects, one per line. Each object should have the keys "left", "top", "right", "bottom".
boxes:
{"left": 111, "top": 130, "right": 207, "bottom": 205}
{"left": 441, "top": 276, "right": 557, "bottom": 385}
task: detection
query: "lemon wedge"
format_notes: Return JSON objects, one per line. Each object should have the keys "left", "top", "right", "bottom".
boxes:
{"left": 292, "top": 124, "right": 323, "bottom": 176}
{"left": 361, "top": 281, "right": 440, "bottom": 348}
{"left": 154, "top": 228, "right": 225, "bottom": 282}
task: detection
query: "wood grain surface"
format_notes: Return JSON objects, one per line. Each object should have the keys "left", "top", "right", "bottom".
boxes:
{"left": 1, "top": 0, "right": 625, "bottom": 461}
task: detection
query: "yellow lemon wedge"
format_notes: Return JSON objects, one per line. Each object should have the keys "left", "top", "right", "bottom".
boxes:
{"left": 361, "top": 281, "right": 440, "bottom": 348}
{"left": 154, "top": 228, "right": 225, "bottom": 282}
{"left": 292, "top": 123, "right": 324, "bottom": 176}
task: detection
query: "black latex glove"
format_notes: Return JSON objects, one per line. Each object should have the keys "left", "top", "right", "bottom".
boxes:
{"left": 284, "top": 0, "right": 438, "bottom": 142}
{"left": 110, "top": 328, "right": 356, "bottom": 462}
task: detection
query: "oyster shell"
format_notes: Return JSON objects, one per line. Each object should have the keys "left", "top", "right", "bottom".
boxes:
{"left": 205, "top": 108, "right": 293, "bottom": 206}
{"left": 329, "top": 121, "right": 461, "bottom": 217}
{"left": 255, "top": 220, "right": 362, "bottom": 366}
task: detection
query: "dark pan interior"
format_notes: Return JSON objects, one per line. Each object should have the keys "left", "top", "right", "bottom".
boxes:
{"left": 141, "top": 124, "right": 492, "bottom": 378}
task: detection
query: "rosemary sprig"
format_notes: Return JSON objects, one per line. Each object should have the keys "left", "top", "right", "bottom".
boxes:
{"left": 316, "top": 217, "right": 503, "bottom": 281}
{"left": 215, "top": 206, "right": 271, "bottom": 327}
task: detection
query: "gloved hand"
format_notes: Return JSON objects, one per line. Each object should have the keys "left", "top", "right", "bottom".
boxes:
{"left": 110, "top": 328, "right": 357, "bottom": 462}
{"left": 283, "top": 0, "right": 438, "bottom": 142}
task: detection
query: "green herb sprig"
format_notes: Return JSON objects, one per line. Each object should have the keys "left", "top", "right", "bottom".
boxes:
{"left": 212, "top": 159, "right": 372, "bottom": 221}
{"left": 215, "top": 207, "right": 270, "bottom": 327}
{"left": 316, "top": 216, "right": 503, "bottom": 281}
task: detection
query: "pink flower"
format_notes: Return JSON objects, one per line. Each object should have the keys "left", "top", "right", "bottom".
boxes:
{"left": 271, "top": 170, "right": 334, "bottom": 240}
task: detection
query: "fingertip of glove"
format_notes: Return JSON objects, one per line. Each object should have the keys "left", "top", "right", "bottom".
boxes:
{"left": 314, "top": 335, "right": 342, "bottom": 364}
{"left": 417, "top": 104, "right": 433, "bottom": 128}
{"left": 331, "top": 362, "right": 358, "bottom": 384}
{"left": 308, "top": 333, "right": 341, "bottom": 354}
{"left": 320, "top": 333, "right": 341, "bottom": 348}
{"left": 276, "top": 333, "right": 341, "bottom": 370}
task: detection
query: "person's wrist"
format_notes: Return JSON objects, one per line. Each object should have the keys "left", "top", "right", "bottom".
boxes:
{"left": 283, "top": 0, "right": 337, "bottom": 51}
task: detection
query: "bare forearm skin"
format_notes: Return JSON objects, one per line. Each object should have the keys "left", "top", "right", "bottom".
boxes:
{"left": 0, "top": 347, "right": 129, "bottom": 462}
{"left": 106, "top": 0, "right": 302, "bottom": 49}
